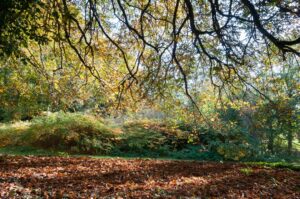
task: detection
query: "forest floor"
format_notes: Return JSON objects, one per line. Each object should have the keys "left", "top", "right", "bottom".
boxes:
{"left": 0, "top": 156, "right": 299, "bottom": 198}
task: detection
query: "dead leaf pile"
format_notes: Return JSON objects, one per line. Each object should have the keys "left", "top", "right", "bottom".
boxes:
{"left": 0, "top": 156, "right": 299, "bottom": 198}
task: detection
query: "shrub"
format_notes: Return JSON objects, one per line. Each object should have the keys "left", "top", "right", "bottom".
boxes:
{"left": 117, "top": 120, "right": 191, "bottom": 154}
{"left": 18, "top": 112, "right": 116, "bottom": 154}
{"left": 205, "top": 124, "right": 258, "bottom": 161}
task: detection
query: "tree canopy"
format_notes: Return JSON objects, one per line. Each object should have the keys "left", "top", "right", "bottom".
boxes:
{"left": 1, "top": 0, "right": 299, "bottom": 103}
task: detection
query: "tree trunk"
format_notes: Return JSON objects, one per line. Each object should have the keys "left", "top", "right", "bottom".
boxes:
{"left": 287, "top": 133, "right": 292, "bottom": 154}
{"left": 287, "top": 120, "right": 293, "bottom": 154}
{"left": 268, "top": 130, "right": 274, "bottom": 154}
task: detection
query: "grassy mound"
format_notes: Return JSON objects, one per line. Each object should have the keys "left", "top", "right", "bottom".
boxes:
{"left": 0, "top": 113, "right": 117, "bottom": 154}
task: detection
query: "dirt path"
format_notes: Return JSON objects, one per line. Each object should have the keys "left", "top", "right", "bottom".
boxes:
{"left": 0, "top": 156, "right": 299, "bottom": 198}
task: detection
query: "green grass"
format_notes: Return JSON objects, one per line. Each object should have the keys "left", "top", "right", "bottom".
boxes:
{"left": 0, "top": 146, "right": 299, "bottom": 172}
{"left": 1, "top": 146, "right": 299, "bottom": 173}
{"left": 0, "top": 146, "right": 203, "bottom": 161}
{"left": 245, "top": 162, "right": 300, "bottom": 171}
{"left": 0, "top": 146, "right": 64, "bottom": 156}
{"left": 239, "top": 167, "right": 254, "bottom": 175}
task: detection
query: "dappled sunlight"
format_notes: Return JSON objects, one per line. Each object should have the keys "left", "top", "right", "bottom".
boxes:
{"left": 0, "top": 0, "right": 299, "bottom": 197}
{"left": 0, "top": 156, "right": 299, "bottom": 198}
{"left": 0, "top": 121, "right": 30, "bottom": 131}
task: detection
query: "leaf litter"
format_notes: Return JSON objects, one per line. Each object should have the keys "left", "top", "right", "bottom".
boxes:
{"left": 0, "top": 156, "right": 299, "bottom": 198}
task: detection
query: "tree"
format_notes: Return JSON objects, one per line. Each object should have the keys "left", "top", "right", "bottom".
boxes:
{"left": 1, "top": 0, "right": 299, "bottom": 103}
{"left": 0, "top": 0, "right": 50, "bottom": 56}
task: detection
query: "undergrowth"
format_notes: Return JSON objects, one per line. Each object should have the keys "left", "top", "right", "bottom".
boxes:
{"left": 0, "top": 112, "right": 299, "bottom": 163}
{"left": 0, "top": 113, "right": 210, "bottom": 159}
{"left": 0, "top": 112, "right": 116, "bottom": 154}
